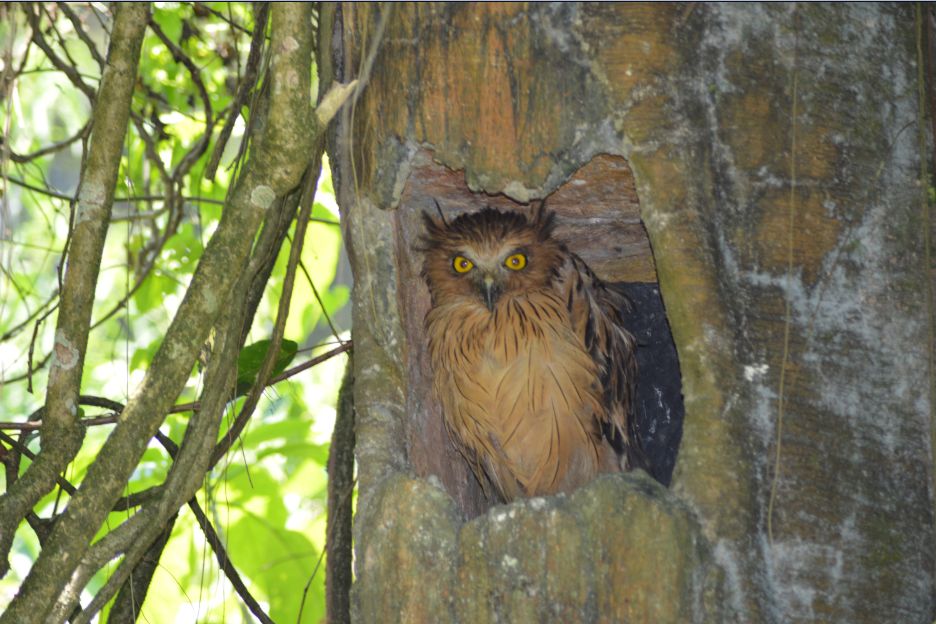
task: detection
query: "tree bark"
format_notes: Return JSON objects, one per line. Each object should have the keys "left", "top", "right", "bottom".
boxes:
{"left": 1, "top": 5, "right": 325, "bottom": 621}
{"left": 329, "top": 3, "right": 936, "bottom": 622}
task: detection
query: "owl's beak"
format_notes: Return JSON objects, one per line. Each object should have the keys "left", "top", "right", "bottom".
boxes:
{"left": 481, "top": 274, "right": 500, "bottom": 311}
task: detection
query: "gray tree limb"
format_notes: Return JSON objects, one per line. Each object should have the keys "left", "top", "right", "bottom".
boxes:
{"left": 0, "top": 2, "right": 149, "bottom": 579}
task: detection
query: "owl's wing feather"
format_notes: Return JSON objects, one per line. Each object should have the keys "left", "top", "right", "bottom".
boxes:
{"left": 557, "top": 252, "right": 644, "bottom": 470}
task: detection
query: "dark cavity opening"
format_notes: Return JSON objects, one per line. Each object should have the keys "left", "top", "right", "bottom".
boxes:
{"left": 400, "top": 150, "right": 684, "bottom": 514}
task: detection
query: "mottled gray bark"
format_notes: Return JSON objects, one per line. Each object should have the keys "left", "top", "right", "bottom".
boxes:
{"left": 330, "top": 3, "right": 936, "bottom": 623}
{"left": 326, "top": 357, "right": 356, "bottom": 624}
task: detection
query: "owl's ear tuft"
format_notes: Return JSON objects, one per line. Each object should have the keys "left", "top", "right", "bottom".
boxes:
{"left": 530, "top": 199, "right": 557, "bottom": 241}
{"left": 419, "top": 209, "right": 446, "bottom": 252}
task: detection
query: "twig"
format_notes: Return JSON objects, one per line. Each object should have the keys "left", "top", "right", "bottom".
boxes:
{"left": 57, "top": 3, "right": 106, "bottom": 67}
{"left": 148, "top": 15, "right": 215, "bottom": 184}
{"left": 211, "top": 152, "right": 324, "bottom": 467}
{"left": 5, "top": 175, "right": 228, "bottom": 207}
{"left": 0, "top": 343, "right": 352, "bottom": 432}
{"left": 0, "top": 291, "right": 57, "bottom": 342}
{"left": 269, "top": 341, "right": 352, "bottom": 385}
{"left": 26, "top": 286, "right": 56, "bottom": 393}
{"left": 295, "top": 247, "right": 343, "bottom": 342}
{"left": 8, "top": 121, "right": 91, "bottom": 164}
{"left": 194, "top": 2, "right": 253, "bottom": 36}
{"left": 188, "top": 496, "right": 274, "bottom": 624}
{"left": 25, "top": 4, "right": 96, "bottom": 101}
{"left": 205, "top": 3, "right": 269, "bottom": 180}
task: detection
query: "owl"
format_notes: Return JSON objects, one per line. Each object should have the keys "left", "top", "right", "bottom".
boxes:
{"left": 421, "top": 202, "right": 641, "bottom": 503}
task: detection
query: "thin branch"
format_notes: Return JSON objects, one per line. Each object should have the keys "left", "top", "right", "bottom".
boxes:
{"left": 41, "top": 3, "right": 91, "bottom": 86}
{"left": 187, "top": 492, "right": 275, "bottom": 624}
{"left": 7, "top": 122, "right": 91, "bottom": 164}
{"left": 148, "top": 15, "right": 214, "bottom": 184}
{"left": 56, "top": 9, "right": 102, "bottom": 62}
{"left": 57, "top": 3, "right": 106, "bottom": 68}
{"left": 205, "top": 3, "right": 269, "bottom": 180}
{"left": 296, "top": 249, "right": 343, "bottom": 342}
{"left": 24, "top": 5, "right": 96, "bottom": 101}
{"left": 3, "top": 175, "right": 227, "bottom": 207}
{"left": 0, "top": 343, "right": 352, "bottom": 432}
{"left": 194, "top": 2, "right": 253, "bottom": 36}
{"left": 25, "top": 300, "right": 56, "bottom": 393}
{"left": 269, "top": 341, "right": 352, "bottom": 385}
{"left": 211, "top": 153, "right": 323, "bottom": 467}
{"left": 2, "top": 353, "right": 51, "bottom": 390}
{"left": 0, "top": 292, "right": 57, "bottom": 342}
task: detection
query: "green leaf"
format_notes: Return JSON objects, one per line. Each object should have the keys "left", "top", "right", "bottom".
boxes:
{"left": 226, "top": 513, "right": 324, "bottom": 623}
{"left": 235, "top": 339, "right": 298, "bottom": 396}
{"left": 133, "top": 273, "right": 179, "bottom": 314}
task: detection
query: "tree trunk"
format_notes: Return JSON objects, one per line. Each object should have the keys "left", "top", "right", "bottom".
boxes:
{"left": 324, "top": 3, "right": 936, "bottom": 622}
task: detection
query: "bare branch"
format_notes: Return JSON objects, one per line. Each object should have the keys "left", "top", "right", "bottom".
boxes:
{"left": 269, "top": 342, "right": 352, "bottom": 385}
{"left": 107, "top": 514, "right": 177, "bottom": 624}
{"left": 0, "top": 343, "right": 353, "bottom": 433}
{"left": 7, "top": 122, "right": 91, "bottom": 164}
{"left": 206, "top": 3, "right": 270, "bottom": 180}
{"left": 147, "top": 15, "right": 214, "bottom": 183}
{"left": 0, "top": 294, "right": 57, "bottom": 342}
{"left": 24, "top": 4, "right": 96, "bottom": 101}
{"left": 325, "top": 358, "right": 355, "bottom": 624}
{"left": 2, "top": 174, "right": 226, "bottom": 208}
{"left": 57, "top": 3, "right": 106, "bottom": 68}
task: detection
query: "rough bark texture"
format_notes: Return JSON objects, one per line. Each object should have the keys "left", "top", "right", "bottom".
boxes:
{"left": 326, "top": 356, "right": 356, "bottom": 624}
{"left": 328, "top": 3, "right": 936, "bottom": 622}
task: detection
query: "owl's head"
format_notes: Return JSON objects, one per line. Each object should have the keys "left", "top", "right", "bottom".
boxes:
{"left": 421, "top": 203, "right": 565, "bottom": 310}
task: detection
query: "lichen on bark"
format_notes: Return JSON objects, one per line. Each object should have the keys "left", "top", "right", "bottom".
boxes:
{"left": 332, "top": 3, "right": 936, "bottom": 623}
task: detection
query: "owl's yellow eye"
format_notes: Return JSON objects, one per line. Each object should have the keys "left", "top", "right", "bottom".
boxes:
{"left": 453, "top": 256, "right": 474, "bottom": 273}
{"left": 504, "top": 253, "right": 527, "bottom": 271}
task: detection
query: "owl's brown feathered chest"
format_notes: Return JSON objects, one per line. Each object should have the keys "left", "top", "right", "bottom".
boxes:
{"left": 426, "top": 289, "right": 616, "bottom": 501}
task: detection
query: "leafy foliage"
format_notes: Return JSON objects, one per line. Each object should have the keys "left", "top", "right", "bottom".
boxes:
{"left": 0, "top": 3, "right": 348, "bottom": 622}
